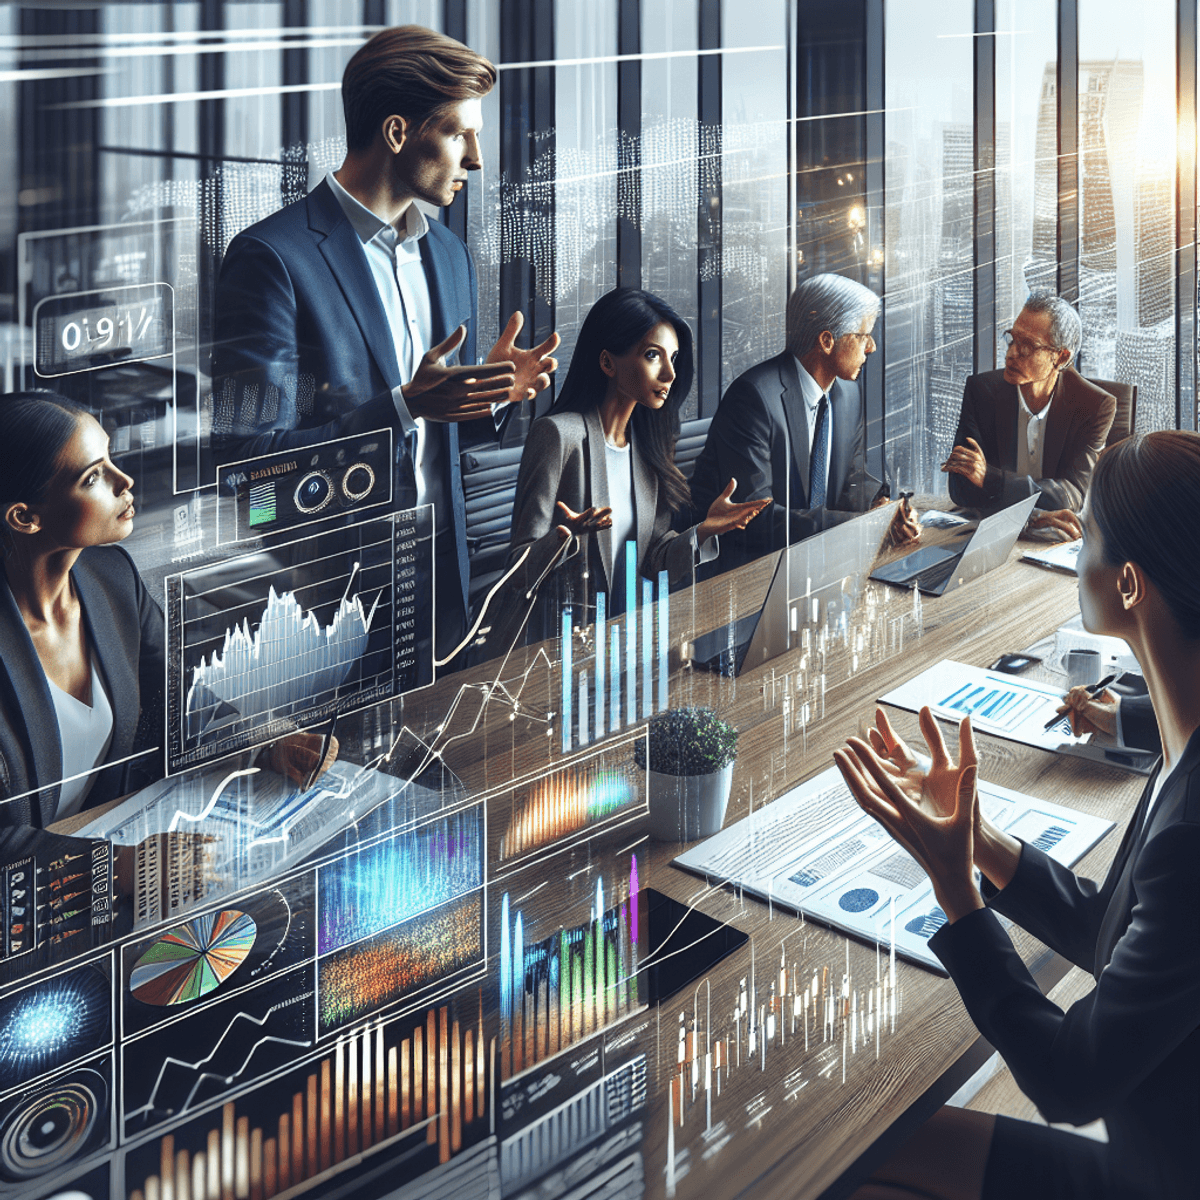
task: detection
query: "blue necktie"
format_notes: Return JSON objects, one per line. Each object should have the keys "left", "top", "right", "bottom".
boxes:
{"left": 809, "top": 394, "right": 829, "bottom": 509}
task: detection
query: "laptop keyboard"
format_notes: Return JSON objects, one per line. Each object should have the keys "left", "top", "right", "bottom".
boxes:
{"left": 910, "top": 557, "right": 956, "bottom": 592}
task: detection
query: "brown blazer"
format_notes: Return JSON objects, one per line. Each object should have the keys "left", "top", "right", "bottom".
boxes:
{"left": 948, "top": 367, "right": 1117, "bottom": 512}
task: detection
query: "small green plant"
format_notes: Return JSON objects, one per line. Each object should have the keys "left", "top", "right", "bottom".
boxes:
{"left": 633, "top": 706, "right": 738, "bottom": 776}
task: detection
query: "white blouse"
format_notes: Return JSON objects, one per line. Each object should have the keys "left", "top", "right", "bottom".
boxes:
{"left": 48, "top": 656, "right": 115, "bottom": 820}
{"left": 604, "top": 439, "right": 636, "bottom": 602}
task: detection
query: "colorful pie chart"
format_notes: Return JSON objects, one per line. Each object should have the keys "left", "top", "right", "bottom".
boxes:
{"left": 129, "top": 910, "right": 257, "bottom": 1006}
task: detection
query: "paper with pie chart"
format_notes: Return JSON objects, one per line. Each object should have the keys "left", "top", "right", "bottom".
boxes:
{"left": 674, "top": 764, "right": 1114, "bottom": 973}
{"left": 129, "top": 909, "right": 257, "bottom": 1005}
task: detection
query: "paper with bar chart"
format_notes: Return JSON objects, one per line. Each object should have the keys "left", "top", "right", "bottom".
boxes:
{"left": 879, "top": 659, "right": 1096, "bottom": 753}
{"left": 675, "top": 765, "right": 1114, "bottom": 972}
{"left": 165, "top": 510, "right": 432, "bottom": 772}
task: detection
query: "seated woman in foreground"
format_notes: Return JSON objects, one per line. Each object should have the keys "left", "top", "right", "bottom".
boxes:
{"left": 484, "top": 288, "right": 769, "bottom": 651}
{"left": 835, "top": 429, "right": 1200, "bottom": 1200}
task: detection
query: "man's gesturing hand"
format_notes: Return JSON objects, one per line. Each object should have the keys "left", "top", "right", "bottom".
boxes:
{"left": 402, "top": 324, "right": 516, "bottom": 422}
{"left": 488, "top": 310, "right": 560, "bottom": 404}
{"left": 940, "top": 436, "right": 988, "bottom": 489}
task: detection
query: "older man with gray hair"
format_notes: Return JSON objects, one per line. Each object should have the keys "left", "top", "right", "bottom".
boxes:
{"left": 942, "top": 291, "right": 1116, "bottom": 539}
{"left": 690, "top": 272, "right": 918, "bottom": 572}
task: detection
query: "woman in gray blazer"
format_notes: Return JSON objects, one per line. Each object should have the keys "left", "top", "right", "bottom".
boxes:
{"left": 486, "top": 289, "right": 769, "bottom": 650}
{"left": 835, "top": 430, "right": 1200, "bottom": 1200}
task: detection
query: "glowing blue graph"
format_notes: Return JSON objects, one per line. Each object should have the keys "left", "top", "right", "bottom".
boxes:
{"left": 317, "top": 804, "right": 484, "bottom": 954}
{"left": 186, "top": 563, "right": 382, "bottom": 739}
{"left": 0, "top": 967, "right": 110, "bottom": 1090}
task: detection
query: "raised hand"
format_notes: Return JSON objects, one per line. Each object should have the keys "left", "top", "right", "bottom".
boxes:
{"left": 696, "top": 478, "right": 772, "bottom": 543}
{"left": 862, "top": 706, "right": 971, "bottom": 819}
{"left": 834, "top": 707, "right": 985, "bottom": 922}
{"left": 554, "top": 499, "right": 612, "bottom": 542}
{"left": 940, "top": 436, "right": 987, "bottom": 489}
{"left": 488, "top": 310, "right": 560, "bottom": 403}
{"left": 403, "top": 325, "right": 516, "bottom": 421}
{"left": 840, "top": 715, "right": 979, "bottom": 921}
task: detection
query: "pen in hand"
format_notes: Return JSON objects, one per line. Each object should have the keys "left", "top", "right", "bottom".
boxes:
{"left": 1043, "top": 673, "right": 1117, "bottom": 731}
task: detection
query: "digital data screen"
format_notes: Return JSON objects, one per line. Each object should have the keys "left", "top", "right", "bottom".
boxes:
{"left": 33, "top": 282, "right": 173, "bottom": 378}
{"left": 165, "top": 507, "right": 434, "bottom": 773}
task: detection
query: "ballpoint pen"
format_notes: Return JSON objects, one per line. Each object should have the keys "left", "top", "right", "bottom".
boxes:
{"left": 1043, "top": 672, "right": 1117, "bottom": 731}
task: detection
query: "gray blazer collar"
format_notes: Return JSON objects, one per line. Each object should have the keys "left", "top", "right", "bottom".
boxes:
{"left": 582, "top": 406, "right": 656, "bottom": 599}
{"left": 0, "top": 579, "right": 58, "bottom": 825}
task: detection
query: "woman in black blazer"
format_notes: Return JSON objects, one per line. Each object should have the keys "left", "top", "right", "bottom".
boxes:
{"left": 0, "top": 391, "right": 164, "bottom": 827}
{"left": 0, "top": 392, "right": 332, "bottom": 830}
{"left": 487, "top": 288, "right": 768, "bottom": 650}
{"left": 835, "top": 430, "right": 1200, "bottom": 1199}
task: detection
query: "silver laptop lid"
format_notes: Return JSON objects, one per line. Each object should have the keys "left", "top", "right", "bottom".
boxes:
{"left": 741, "top": 501, "right": 897, "bottom": 672}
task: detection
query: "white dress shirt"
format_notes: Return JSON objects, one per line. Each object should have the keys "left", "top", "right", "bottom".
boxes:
{"left": 790, "top": 355, "right": 834, "bottom": 504}
{"left": 1015, "top": 385, "right": 1053, "bottom": 481}
{"left": 325, "top": 172, "right": 450, "bottom": 530}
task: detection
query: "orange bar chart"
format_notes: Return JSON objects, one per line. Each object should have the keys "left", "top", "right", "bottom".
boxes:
{"left": 127, "top": 999, "right": 488, "bottom": 1200}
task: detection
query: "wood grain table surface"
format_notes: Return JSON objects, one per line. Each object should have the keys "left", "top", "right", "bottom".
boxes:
{"left": 387, "top": 517, "right": 1146, "bottom": 1200}
{"left": 53, "top": 513, "right": 1146, "bottom": 1200}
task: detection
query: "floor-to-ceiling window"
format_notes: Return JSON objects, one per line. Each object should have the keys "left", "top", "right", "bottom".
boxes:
{"left": 1077, "top": 0, "right": 1176, "bottom": 429}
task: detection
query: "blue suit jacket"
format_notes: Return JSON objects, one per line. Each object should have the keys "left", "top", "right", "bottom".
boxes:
{"left": 210, "top": 179, "right": 479, "bottom": 620}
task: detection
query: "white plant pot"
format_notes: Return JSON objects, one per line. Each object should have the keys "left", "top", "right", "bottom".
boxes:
{"left": 644, "top": 762, "right": 735, "bottom": 842}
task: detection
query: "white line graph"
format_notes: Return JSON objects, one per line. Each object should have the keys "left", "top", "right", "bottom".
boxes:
{"left": 124, "top": 1000, "right": 313, "bottom": 1124}
{"left": 186, "top": 561, "right": 383, "bottom": 739}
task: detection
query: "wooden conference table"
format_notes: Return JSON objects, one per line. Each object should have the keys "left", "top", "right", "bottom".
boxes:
{"left": 403, "top": 513, "right": 1148, "bottom": 1200}
{"left": 58, "top": 515, "right": 1146, "bottom": 1200}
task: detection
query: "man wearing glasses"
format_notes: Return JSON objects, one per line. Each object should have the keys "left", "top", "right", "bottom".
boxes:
{"left": 942, "top": 293, "right": 1116, "bottom": 540}
{"left": 691, "top": 273, "right": 919, "bottom": 572}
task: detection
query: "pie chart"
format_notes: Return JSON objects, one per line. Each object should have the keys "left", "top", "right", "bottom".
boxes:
{"left": 129, "top": 910, "right": 257, "bottom": 1006}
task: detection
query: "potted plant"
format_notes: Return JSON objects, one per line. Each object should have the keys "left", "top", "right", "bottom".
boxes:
{"left": 634, "top": 706, "right": 738, "bottom": 841}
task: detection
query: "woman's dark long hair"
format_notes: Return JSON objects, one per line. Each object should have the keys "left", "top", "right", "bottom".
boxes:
{"left": 551, "top": 288, "right": 694, "bottom": 513}
{"left": 1090, "top": 430, "right": 1200, "bottom": 638}
{"left": 0, "top": 390, "right": 91, "bottom": 511}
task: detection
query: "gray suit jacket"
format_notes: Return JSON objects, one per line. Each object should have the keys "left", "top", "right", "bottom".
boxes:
{"left": 484, "top": 408, "right": 703, "bottom": 652}
{"left": 948, "top": 367, "right": 1117, "bottom": 513}
{"left": 689, "top": 351, "right": 880, "bottom": 569}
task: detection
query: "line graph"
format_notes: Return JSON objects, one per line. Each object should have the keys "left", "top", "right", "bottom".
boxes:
{"left": 166, "top": 511, "right": 432, "bottom": 772}
{"left": 123, "top": 999, "right": 312, "bottom": 1129}
{"left": 185, "top": 563, "right": 383, "bottom": 740}
{"left": 122, "top": 968, "right": 314, "bottom": 1135}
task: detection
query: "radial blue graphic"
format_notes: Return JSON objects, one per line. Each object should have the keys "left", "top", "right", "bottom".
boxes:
{"left": 838, "top": 888, "right": 880, "bottom": 913}
{"left": 0, "top": 968, "right": 110, "bottom": 1090}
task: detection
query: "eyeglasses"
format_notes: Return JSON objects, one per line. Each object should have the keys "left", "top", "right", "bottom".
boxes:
{"left": 842, "top": 332, "right": 876, "bottom": 348}
{"left": 1002, "top": 330, "right": 1057, "bottom": 359}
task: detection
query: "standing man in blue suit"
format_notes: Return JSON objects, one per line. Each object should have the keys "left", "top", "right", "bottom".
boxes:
{"left": 690, "top": 274, "right": 918, "bottom": 572}
{"left": 211, "top": 26, "right": 558, "bottom": 664}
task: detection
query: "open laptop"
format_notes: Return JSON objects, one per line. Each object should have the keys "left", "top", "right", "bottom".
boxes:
{"left": 870, "top": 493, "right": 1039, "bottom": 596}
{"left": 689, "top": 502, "right": 896, "bottom": 677}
